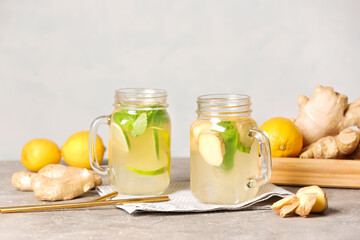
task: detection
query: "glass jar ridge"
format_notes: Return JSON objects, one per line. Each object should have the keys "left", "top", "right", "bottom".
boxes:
{"left": 197, "top": 94, "right": 252, "bottom": 119}
{"left": 114, "top": 88, "right": 168, "bottom": 110}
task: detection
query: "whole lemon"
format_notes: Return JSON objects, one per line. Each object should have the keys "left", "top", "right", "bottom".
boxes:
{"left": 260, "top": 117, "right": 303, "bottom": 157}
{"left": 61, "top": 131, "right": 106, "bottom": 169}
{"left": 21, "top": 139, "right": 61, "bottom": 172}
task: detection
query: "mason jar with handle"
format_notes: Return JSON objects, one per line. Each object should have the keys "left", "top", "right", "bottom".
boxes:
{"left": 190, "top": 94, "right": 271, "bottom": 204}
{"left": 89, "top": 88, "right": 171, "bottom": 195}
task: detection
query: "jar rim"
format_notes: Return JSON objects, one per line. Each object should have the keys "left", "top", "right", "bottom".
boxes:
{"left": 197, "top": 94, "right": 250, "bottom": 103}
{"left": 114, "top": 88, "right": 168, "bottom": 109}
{"left": 197, "top": 93, "right": 252, "bottom": 119}
{"left": 115, "top": 88, "right": 167, "bottom": 97}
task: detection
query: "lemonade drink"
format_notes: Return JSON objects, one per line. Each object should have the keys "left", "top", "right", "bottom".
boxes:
{"left": 109, "top": 107, "right": 171, "bottom": 195}
{"left": 190, "top": 94, "right": 271, "bottom": 205}
{"left": 190, "top": 119, "right": 260, "bottom": 204}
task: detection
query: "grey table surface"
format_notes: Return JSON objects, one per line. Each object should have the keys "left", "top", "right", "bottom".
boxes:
{"left": 1, "top": 158, "right": 360, "bottom": 240}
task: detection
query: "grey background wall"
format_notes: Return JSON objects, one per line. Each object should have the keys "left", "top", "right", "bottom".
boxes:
{"left": 1, "top": 0, "right": 360, "bottom": 160}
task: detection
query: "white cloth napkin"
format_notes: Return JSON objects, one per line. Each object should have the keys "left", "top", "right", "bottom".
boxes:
{"left": 97, "top": 182, "right": 292, "bottom": 214}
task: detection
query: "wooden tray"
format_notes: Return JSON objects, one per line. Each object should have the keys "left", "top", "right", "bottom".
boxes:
{"left": 270, "top": 157, "right": 360, "bottom": 188}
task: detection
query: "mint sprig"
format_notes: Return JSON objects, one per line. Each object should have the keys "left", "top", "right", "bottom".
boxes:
{"left": 113, "top": 107, "right": 170, "bottom": 138}
{"left": 130, "top": 112, "right": 148, "bottom": 137}
{"left": 213, "top": 121, "right": 238, "bottom": 172}
{"left": 237, "top": 143, "right": 251, "bottom": 153}
{"left": 213, "top": 121, "right": 252, "bottom": 172}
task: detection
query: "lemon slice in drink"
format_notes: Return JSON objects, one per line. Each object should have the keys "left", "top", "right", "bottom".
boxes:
{"left": 110, "top": 123, "right": 130, "bottom": 152}
{"left": 126, "top": 148, "right": 169, "bottom": 176}
{"left": 126, "top": 166, "right": 166, "bottom": 175}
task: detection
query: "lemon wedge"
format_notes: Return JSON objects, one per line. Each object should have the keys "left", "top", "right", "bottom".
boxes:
{"left": 110, "top": 123, "right": 130, "bottom": 153}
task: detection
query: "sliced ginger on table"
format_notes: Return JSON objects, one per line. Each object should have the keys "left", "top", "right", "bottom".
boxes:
{"left": 271, "top": 185, "right": 328, "bottom": 218}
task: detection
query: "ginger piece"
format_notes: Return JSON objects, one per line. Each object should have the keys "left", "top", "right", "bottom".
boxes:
{"left": 191, "top": 121, "right": 212, "bottom": 142}
{"left": 300, "top": 128, "right": 360, "bottom": 159}
{"left": 296, "top": 186, "right": 328, "bottom": 213}
{"left": 12, "top": 164, "right": 102, "bottom": 201}
{"left": 198, "top": 132, "right": 225, "bottom": 166}
{"left": 295, "top": 193, "right": 317, "bottom": 217}
{"left": 349, "top": 144, "right": 360, "bottom": 159}
{"left": 313, "top": 136, "right": 339, "bottom": 159}
{"left": 294, "top": 86, "right": 360, "bottom": 146}
{"left": 271, "top": 195, "right": 300, "bottom": 218}
{"left": 11, "top": 172, "right": 36, "bottom": 191}
{"left": 336, "top": 128, "right": 360, "bottom": 155}
{"left": 271, "top": 186, "right": 328, "bottom": 218}
{"left": 235, "top": 121, "right": 255, "bottom": 148}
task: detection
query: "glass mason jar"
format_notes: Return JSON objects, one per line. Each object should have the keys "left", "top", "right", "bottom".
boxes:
{"left": 89, "top": 88, "right": 171, "bottom": 195}
{"left": 190, "top": 94, "right": 271, "bottom": 204}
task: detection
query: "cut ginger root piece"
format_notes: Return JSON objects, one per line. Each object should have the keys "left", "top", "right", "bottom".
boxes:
{"left": 296, "top": 185, "right": 328, "bottom": 213}
{"left": 300, "top": 128, "right": 360, "bottom": 159}
{"left": 191, "top": 121, "right": 212, "bottom": 141}
{"left": 235, "top": 121, "right": 255, "bottom": 148}
{"left": 12, "top": 164, "right": 102, "bottom": 201}
{"left": 336, "top": 128, "right": 360, "bottom": 155}
{"left": 295, "top": 193, "right": 317, "bottom": 217}
{"left": 271, "top": 186, "right": 328, "bottom": 218}
{"left": 198, "top": 132, "right": 225, "bottom": 166}
{"left": 270, "top": 195, "right": 300, "bottom": 218}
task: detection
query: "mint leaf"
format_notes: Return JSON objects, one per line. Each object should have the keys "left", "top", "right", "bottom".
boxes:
{"left": 113, "top": 110, "right": 137, "bottom": 131}
{"left": 147, "top": 110, "right": 158, "bottom": 125}
{"left": 130, "top": 113, "right": 148, "bottom": 137}
{"left": 213, "top": 121, "right": 238, "bottom": 172}
{"left": 152, "top": 110, "right": 170, "bottom": 127}
{"left": 112, "top": 107, "right": 169, "bottom": 140}
{"left": 237, "top": 143, "right": 251, "bottom": 153}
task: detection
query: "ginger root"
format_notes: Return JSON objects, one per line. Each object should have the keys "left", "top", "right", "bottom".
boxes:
{"left": 300, "top": 128, "right": 360, "bottom": 159}
{"left": 12, "top": 164, "right": 102, "bottom": 201}
{"left": 11, "top": 172, "right": 36, "bottom": 191}
{"left": 270, "top": 195, "right": 300, "bottom": 218}
{"left": 349, "top": 144, "right": 360, "bottom": 159}
{"left": 295, "top": 193, "right": 317, "bottom": 217}
{"left": 294, "top": 86, "right": 360, "bottom": 146}
{"left": 271, "top": 185, "right": 328, "bottom": 218}
{"left": 296, "top": 185, "right": 328, "bottom": 213}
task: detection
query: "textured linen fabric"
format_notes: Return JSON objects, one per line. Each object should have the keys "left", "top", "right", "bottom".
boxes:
{"left": 97, "top": 182, "right": 292, "bottom": 214}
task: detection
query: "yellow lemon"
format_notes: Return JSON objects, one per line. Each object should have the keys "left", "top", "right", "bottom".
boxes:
{"left": 260, "top": 117, "right": 303, "bottom": 157}
{"left": 61, "top": 131, "right": 106, "bottom": 169}
{"left": 21, "top": 139, "right": 61, "bottom": 172}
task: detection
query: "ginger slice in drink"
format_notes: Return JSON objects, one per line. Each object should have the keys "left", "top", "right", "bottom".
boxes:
{"left": 235, "top": 121, "right": 255, "bottom": 148}
{"left": 110, "top": 123, "right": 130, "bottom": 152}
{"left": 198, "top": 132, "right": 225, "bottom": 167}
{"left": 192, "top": 121, "right": 212, "bottom": 141}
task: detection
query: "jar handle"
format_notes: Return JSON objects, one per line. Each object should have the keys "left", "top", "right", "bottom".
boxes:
{"left": 89, "top": 115, "right": 110, "bottom": 175}
{"left": 247, "top": 127, "right": 272, "bottom": 188}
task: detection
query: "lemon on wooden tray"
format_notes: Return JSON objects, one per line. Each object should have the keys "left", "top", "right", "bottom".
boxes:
{"left": 61, "top": 131, "right": 106, "bottom": 169}
{"left": 260, "top": 117, "right": 303, "bottom": 157}
{"left": 21, "top": 139, "right": 61, "bottom": 172}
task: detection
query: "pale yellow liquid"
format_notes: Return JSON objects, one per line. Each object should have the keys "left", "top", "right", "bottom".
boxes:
{"left": 109, "top": 122, "right": 171, "bottom": 195}
{"left": 190, "top": 119, "right": 260, "bottom": 204}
